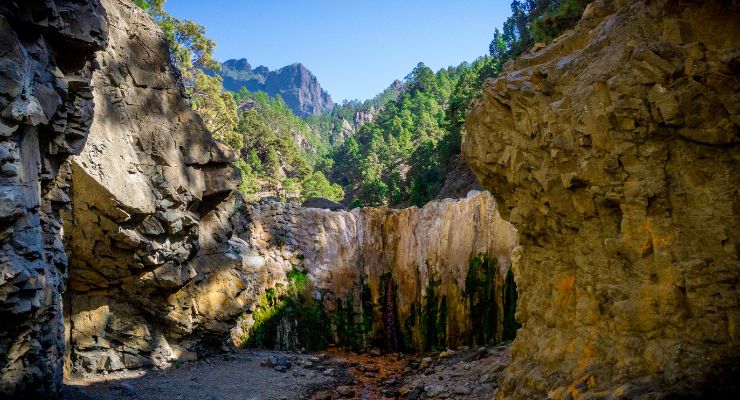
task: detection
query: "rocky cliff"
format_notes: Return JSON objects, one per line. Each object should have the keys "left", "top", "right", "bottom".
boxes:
{"left": 0, "top": 0, "right": 107, "bottom": 397}
{"left": 219, "top": 58, "right": 334, "bottom": 117}
{"left": 238, "top": 191, "right": 517, "bottom": 352}
{"left": 464, "top": 0, "right": 739, "bottom": 398}
{"left": 62, "top": 0, "right": 243, "bottom": 376}
{"left": 0, "top": 0, "right": 240, "bottom": 398}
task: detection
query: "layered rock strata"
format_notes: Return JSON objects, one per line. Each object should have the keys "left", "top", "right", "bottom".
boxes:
{"left": 0, "top": 1, "right": 107, "bottom": 397}
{"left": 464, "top": 0, "right": 740, "bottom": 397}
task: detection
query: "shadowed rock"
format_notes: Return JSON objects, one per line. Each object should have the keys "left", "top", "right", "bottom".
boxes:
{"left": 0, "top": 0, "right": 108, "bottom": 397}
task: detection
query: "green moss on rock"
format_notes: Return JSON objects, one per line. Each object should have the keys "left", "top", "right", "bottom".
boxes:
{"left": 240, "top": 268, "right": 330, "bottom": 351}
{"left": 422, "top": 283, "right": 448, "bottom": 351}
{"left": 503, "top": 268, "right": 520, "bottom": 341}
{"left": 465, "top": 253, "right": 498, "bottom": 346}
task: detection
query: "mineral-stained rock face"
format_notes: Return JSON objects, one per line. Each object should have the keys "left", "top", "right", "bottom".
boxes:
{"left": 239, "top": 191, "right": 518, "bottom": 352}
{"left": 0, "top": 0, "right": 107, "bottom": 397}
{"left": 464, "top": 0, "right": 740, "bottom": 397}
{"left": 63, "top": 0, "right": 239, "bottom": 376}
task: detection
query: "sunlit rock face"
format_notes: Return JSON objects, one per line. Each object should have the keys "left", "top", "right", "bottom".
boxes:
{"left": 0, "top": 0, "right": 107, "bottom": 397}
{"left": 464, "top": 0, "right": 740, "bottom": 398}
{"left": 240, "top": 191, "right": 518, "bottom": 352}
{"left": 63, "top": 0, "right": 238, "bottom": 377}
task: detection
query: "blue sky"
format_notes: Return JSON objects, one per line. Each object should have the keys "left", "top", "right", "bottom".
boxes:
{"left": 165, "top": 1, "right": 510, "bottom": 102}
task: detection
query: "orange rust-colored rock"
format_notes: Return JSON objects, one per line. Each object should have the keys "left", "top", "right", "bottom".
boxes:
{"left": 464, "top": 0, "right": 740, "bottom": 398}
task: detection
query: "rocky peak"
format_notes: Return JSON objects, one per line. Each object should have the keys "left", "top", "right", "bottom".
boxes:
{"left": 218, "top": 58, "right": 334, "bottom": 117}
{"left": 226, "top": 57, "right": 251, "bottom": 70}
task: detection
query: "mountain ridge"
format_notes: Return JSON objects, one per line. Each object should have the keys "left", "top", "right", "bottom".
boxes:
{"left": 217, "top": 58, "right": 334, "bottom": 118}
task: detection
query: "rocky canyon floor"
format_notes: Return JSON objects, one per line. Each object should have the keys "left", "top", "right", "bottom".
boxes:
{"left": 62, "top": 344, "right": 509, "bottom": 400}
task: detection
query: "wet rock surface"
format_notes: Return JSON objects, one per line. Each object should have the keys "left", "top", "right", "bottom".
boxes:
{"left": 63, "top": 0, "right": 238, "bottom": 377}
{"left": 464, "top": 0, "right": 740, "bottom": 398}
{"left": 238, "top": 192, "right": 517, "bottom": 352}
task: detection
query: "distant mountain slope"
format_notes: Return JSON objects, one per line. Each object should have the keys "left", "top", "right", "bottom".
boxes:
{"left": 217, "top": 58, "right": 334, "bottom": 118}
{"left": 312, "top": 79, "right": 403, "bottom": 145}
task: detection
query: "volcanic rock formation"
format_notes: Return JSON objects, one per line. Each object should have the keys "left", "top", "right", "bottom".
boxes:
{"left": 0, "top": 0, "right": 107, "bottom": 397}
{"left": 0, "top": 0, "right": 240, "bottom": 397}
{"left": 464, "top": 0, "right": 740, "bottom": 398}
{"left": 237, "top": 191, "right": 518, "bottom": 352}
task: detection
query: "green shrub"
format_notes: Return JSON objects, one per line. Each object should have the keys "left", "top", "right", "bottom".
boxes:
{"left": 240, "top": 269, "right": 330, "bottom": 351}
{"left": 530, "top": 0, "right": 591, "bottom": 43}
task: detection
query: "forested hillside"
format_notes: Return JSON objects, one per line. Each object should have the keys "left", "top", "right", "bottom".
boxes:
{"left": 134, "top": 0, "right": 590, "bottom": 207}
{"left": 230, "top": 89, "right": 343, "bottom": 202}
{"left": 312, "top": 0, "right": 592, "bottom": 207}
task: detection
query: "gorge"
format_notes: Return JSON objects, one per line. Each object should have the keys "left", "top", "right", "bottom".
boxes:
{"left": 1, "top": 0, "right": 739, "bottom": 399}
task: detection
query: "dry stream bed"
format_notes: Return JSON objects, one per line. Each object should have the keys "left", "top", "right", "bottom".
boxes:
{"left": 63, "top": 344, "right": 510, "bottom": 399}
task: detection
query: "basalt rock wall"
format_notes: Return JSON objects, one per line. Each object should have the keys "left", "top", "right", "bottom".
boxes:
{"left": 0, "top": 0, "right": 241, "bottom": 398}
{"left": 0, "top": 0, "right": 107, "bottom": 397}
{"left": 464, "top": 0, "right": 740, "bottom": 398}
